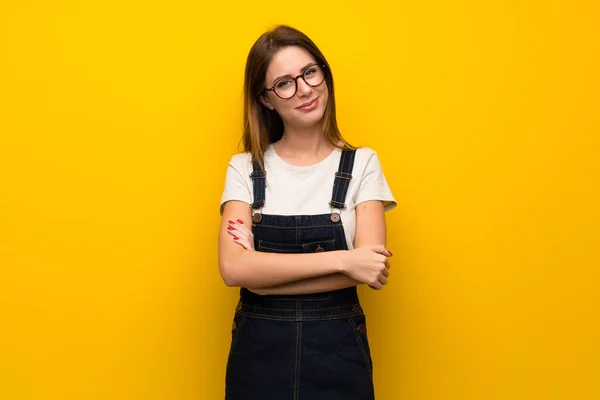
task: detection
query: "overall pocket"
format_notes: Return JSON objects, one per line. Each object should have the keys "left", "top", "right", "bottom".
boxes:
{"left": 257, "top": 240, "right": 302, "bottom": 253}
{"left": 258, "top": 238, "right": 336, "bottom": 253}
{"left": 229, "top": 311, "right": 247, "bottom": 354}
{"left": 348, "top": 313, "right": 374, "bottom": 378}
{"left": 301, "top": 238, "right": 336, "bottom": 253}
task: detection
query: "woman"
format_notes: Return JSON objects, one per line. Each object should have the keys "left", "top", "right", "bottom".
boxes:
{"left": 218, "top": 25, "right": 397, "bottom": 400}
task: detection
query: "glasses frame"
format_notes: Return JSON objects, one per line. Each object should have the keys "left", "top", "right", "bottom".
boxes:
{"left": 264, "top": 63, "right": 327, "bottom": 99}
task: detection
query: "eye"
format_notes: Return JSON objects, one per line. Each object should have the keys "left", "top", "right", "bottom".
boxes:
{"left": 276, "top": 79, "right": 292, "bottom": 89}
{"left": 304, "top": 66, "right": 318, "bottom": 76}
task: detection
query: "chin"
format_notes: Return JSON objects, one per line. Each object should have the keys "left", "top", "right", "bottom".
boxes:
{"left": 297, "top": 107, "right": 327, "bottom": 127}
{"left": 296, "top": 114, "right": 325, "bottom": 128}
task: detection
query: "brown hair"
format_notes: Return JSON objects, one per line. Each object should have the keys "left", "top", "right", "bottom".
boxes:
{"left": 241, "top": 25, "right": 354, "bottom": 167}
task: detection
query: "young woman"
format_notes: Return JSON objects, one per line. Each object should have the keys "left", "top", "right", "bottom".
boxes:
{"left": 218, "top": 25, "right": 397, "bottom": 400}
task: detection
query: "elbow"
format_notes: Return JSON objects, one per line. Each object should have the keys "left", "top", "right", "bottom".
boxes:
{"left": 219, "top": 258, "right": 241, "bottom": 287}
{"left": 221, "top": 273, "right": 237, "bottom": 288}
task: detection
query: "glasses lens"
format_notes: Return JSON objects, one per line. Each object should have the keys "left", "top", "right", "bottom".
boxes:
{"left": 304, "top": 65, "right": 325, "bottom": 86}
{"left": 273, "top": 79, "right": 297, "bottom": 99}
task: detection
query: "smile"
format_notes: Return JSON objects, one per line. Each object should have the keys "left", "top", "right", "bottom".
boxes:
{"left": 296, "top": 97, "right": 319, "bottom": 111}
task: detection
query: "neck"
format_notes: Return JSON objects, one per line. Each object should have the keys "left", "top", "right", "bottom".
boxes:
{"left": 277, "top": 123, "right": 331, "bottom": 156}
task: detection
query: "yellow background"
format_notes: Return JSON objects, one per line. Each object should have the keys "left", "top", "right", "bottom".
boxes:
{"left": 1, "top": 1, "right": 599, "bottom": 399}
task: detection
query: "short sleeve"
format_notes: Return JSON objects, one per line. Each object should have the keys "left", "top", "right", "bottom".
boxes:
{"left": 354, "top": 152, "right": 397, "bottom": 212}
{"left": 219, "top": 156, "right": 252, "bottom": 216}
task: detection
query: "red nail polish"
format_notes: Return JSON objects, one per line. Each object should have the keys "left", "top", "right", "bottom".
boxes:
{"left": 228, "top": 220, "right": 234, "bottom": 224}
{"left": 227, "top": 226, "right": 234, "bottom": 231}
{"left": 237, "top": 219, "right": 243, "bottom": 224}
{"left": 388, "top": 250, "right": 393, "bottom": 256}
{"left": 233, "top": 236, "right": 239, "bottom": 240}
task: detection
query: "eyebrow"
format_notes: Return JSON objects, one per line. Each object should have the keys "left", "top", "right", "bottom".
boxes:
{"left": 271, "top": 62, "right": 316, "bottom": 85}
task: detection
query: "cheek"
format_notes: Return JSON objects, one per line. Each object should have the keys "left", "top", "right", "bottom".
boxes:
{"left": 274, "top": 101, "right": 298, "bottom": 116}
{"left": 318, "top": 89, "right": 329, "bottom": 112}
{"left": 318, "top": 85, "right": 329, "bottom": 103}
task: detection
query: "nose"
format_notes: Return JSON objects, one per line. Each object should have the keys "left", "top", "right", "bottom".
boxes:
{"left": 296, "top": 77, "right": 313, "bottom": 97}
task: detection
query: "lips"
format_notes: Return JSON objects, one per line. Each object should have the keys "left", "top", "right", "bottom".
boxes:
{"left": 296, "top": 97, "right": 318, "bottom": 110}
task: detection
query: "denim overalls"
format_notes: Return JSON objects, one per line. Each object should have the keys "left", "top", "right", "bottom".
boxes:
{"left": 225, "top": 149, "right": 375, "bottom": 400}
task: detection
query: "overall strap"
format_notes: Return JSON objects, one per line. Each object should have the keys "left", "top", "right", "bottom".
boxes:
{"left": 329, "top": 149, "right": 357, "bottom": 222}
{"left": 250, "top": 158, "right": 266, "bottom": 222}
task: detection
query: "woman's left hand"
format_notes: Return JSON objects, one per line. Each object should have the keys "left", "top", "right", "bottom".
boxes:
{"left": 226, "top": 219, "right": 255, "bottom": 251}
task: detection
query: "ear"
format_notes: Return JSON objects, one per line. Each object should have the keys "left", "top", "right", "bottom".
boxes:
{"left": 260, "top": 93, "right": 275, "bottom": 110}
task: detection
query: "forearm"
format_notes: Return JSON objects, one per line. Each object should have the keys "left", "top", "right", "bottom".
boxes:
{"left": 249, "top": 273, "right": 362, "bottom": 295}
{"left": 221, "top": 250, "right": 347, "bottom": 288}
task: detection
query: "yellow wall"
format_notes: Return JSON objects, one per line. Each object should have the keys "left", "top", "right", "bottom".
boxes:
{"left": 1, "top": 1, "right": 598, "bottom": 399}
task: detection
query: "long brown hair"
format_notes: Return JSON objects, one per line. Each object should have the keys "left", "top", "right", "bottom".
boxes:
{"left": 241, "top": 25, "right": 355, "bottom": 167}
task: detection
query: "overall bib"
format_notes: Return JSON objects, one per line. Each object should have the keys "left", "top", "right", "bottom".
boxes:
{"left": 225, "top": 149, "right": 375, "bottom": 400}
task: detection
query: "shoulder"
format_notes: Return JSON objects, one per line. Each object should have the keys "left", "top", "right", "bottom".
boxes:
{"left": 353, "top": 146, "right": 377, "bottom": 158}
{"left": 350, "top": 146, "right": 392, "bottom": 183}
{"left": 229, "top": 151, "right": 252, "bottom": 166}
{"left": 227, "top": 151, "right": 253, "bottom": 173}
{"left": 352, "top": 146, "right": 379, "bottom": 170}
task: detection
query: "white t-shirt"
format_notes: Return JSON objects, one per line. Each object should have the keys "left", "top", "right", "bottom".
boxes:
{"left": 219, "top": 143, "right": 397, "bottom": 250}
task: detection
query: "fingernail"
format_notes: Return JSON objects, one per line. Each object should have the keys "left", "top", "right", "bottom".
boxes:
{"left": 227, "top": 226, "right": 234, "bottom": 231}
{"left": 237, "top": 219, "right": 243, "bottom": 224}
{"left": 233, "top": 236, "right": 239, "bottom": 240}
{"left": 388, "top": 250, "right": 393, "bottom": 256}
{"left": 228, "top": 220, "right": 234, "bottom": 224}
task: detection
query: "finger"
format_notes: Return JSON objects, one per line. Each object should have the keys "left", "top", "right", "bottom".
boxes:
{"left": 369, "top": 281, "right": 383, "bottom": 290}
{"left": 226, "top": 229, "right": 241, "bottom": 238}
{"left": 228, "top": 226, "right": 254, "bottom": 250}
{"left": 360, "top": 244, "right": 383, "bottom": 253}
{"left": 227, "top": 225, "right": 249, "bottom": 241}
{"left": 229, "top": 220, "right": 254, "bottom": 240}
{"left": 230, "top": 219, "right": 252, "bottom": 235}
{"left": 378, "top": 254, "right": 389, "bottom": 264}
{"left": 382, "top": 268, "right": 390, "bottom": 278}
{"left": 233, "top": 236, "right": 252, "bottom": 250}
{"left": 378, "top": 274, "right": 388, "bottom": 285}
{"left": 369, "top": 245, "right": 392, "bottom": 257}
{"left": 230, "top": 231, "right": 251, "bottom": 249}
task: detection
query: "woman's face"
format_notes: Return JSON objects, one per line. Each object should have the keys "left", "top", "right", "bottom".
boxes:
{"left": 261, "top": 45, "right": 329, "bottom": 129}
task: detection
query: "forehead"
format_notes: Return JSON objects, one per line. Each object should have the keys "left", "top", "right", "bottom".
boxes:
{"left": 266, "top": 46, "right": 317, "bottom": 81}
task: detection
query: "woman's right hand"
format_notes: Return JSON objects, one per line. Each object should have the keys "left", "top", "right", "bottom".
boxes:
{"left": 340, "top": 245, "right": 392, "bottom": 290}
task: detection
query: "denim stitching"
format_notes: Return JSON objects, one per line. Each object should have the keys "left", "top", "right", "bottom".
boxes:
{"left": 247, "top": 295, "right": 334, "bottom": 302}
{"left": 339, "top": 151, "right": 352, "bottom": 206}
{"left": 301, "top": 238, "right": 335, "bottom": 250}
{"left": 348, "top": 317, "right": 373, "bottom": 378}
{"left": 329, "top": 200, "right": 346, "bottom": 209}
{"left": 250, "top": 159, "right": 266, "bottom": 210}
{"left": 335, "top": 171, "right": 353, "bottom": 179}
{"left": 336, "top": 151, "right": 348, "bottom": 202}
{"left": 337, "top": 224, "right": 350, "bottom": 250}
{"left": 240, "top": 303, "right": 353, "bottom": 311}
{"left": 294, "top": 304, "right": 302, "bottom": 400}
{"left": 253, "top": 224, "right": 342, "bottom": 229}
{"left": 257, "top": 238, "right": 336, "bottom": 253}
{"left": 236, "top": 312, "right": 359, "bottom": 321}
{"left": 258, "top": 245, "right": 299, "bottom": 253}
{"left": 331, "top": 151, "right": 346, "bottom": 207}
{"left": 227, "top": 313, "right": 247, "bottom": 366}
{"left": 328, "top": 150, "right": 356, "bottom": 214}
{"left": 330, "top": 151, "right": 342, "bottom": 207}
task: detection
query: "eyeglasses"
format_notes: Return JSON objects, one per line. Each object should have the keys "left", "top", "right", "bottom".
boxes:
{"left": 264, "top": 64, "right": 326, "bottom": 99}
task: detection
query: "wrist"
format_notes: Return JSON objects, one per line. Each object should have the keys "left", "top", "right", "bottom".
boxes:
{"left": 335, "top": 250, "right": 350, "bottom": 274}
